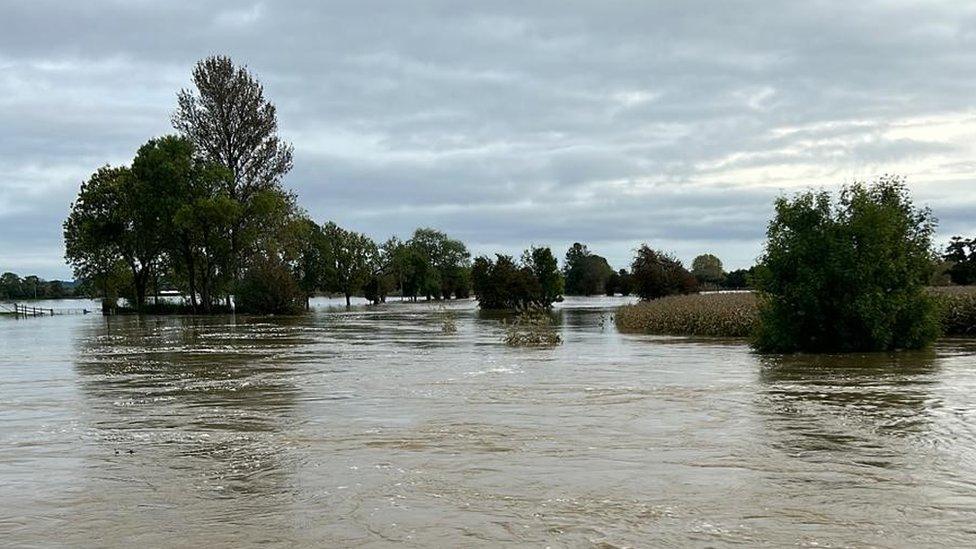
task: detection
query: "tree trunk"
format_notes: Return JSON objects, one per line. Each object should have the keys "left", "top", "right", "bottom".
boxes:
{"left": 345, "top": 293, "right": 351, "bottom": 307}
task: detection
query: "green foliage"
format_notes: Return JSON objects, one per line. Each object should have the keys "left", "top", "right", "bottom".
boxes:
{"left": 472, "top": 248, "right": 562, "bottom": 310}
{"left": 320, "top": 222, "right": 378, "bottom": 306}
{"left": 400, "top": 228, "right": 471, "bottom": 300}
{"left": 63, "top": 165, "right": 139, "bottom": 306}
{"left": 943, "top": 237, "right": 976, "bottom": 285}
{"left": 691, "top": 254, "right": 725, "bottom": 285}
{"left": 563, "top": 243, "right": 614, "bottom": 295}
{"left": 235, "top": 257, "right": 305, "bottom": 315}
{"left": 722, "top": 268, "right": 755, "bottom": 289}
{"left": 753, "top": 176, "right": 940, "bottom": 353}
{"left": 630, "top": 245, "right": 698, "bottom": 300}
{"left": 522, "top": 246, "right": 564, "bottom": 305}
{"left": 0, "top": 272, "right": 85, "bottom": 300}
{"left": 605, "top": 269, "right": 633, "bottom": 296}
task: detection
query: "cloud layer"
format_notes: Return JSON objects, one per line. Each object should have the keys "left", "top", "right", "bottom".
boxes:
{"left": 3, "top": 1, "right": 976, "bottom": 277}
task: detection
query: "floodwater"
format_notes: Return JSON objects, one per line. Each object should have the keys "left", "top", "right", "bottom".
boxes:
{"left": 2, "top": 296, "right": 976, "bottom": 547}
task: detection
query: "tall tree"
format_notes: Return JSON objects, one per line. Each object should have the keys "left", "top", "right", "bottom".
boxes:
{"left": 522, "top": 246, "right": 563, "bottom": 305}
{"left": 320, "top": 222, "right": 378, "bottom": 307}
{"left": 563, "top": 243, "right": 613, "bottom": 295}
{"left": 64, "top": 166, "right": 155, "bottom": 309}
{"left": 944, "top": 236, "right": 976, "bottom": 285}
{"left": 691, "top": 254, "right": 725, "bottom": 285}
{"left": 172, "top": 56, "right": 294, "bottom": 287}
{"left": 631, "top": 245, "right": 698, "bottom": 300}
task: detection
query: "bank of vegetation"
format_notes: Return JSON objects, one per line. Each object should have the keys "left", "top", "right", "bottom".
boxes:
{"left": 0, "top": 273, "right": 85, "bottom": 300}
{"left": 617, "top": 287, "right": 976, "bottom": 339}
{"left": 617, "top": 178, "right": 976, "bottom": 350}
{"left": 56, "top": 56, "right": 976, "bottom": 351}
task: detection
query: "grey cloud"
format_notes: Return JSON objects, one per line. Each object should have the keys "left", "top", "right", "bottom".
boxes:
{"left": 2, "top": 0, "right": 976, "bottom": 277}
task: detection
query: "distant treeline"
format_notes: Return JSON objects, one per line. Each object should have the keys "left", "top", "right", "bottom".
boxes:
{"left": 60, "top": 56, "right": 976, "bottom": 318}
{"left": 0, "top": 272, "right": 85, "bottom": 300}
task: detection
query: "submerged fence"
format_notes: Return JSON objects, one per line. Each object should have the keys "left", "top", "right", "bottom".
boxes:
{"left": 0, "top": 303, "right": 92, "bottom": 317}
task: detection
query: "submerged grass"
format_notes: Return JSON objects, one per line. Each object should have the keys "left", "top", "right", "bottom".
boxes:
{"left": 616, "top": 287, "right": 976, "bottom": 338}
{"left": 503, "top": 310, "right": 562, "bottom": 347}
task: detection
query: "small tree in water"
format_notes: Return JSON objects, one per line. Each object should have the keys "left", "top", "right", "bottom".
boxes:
{"left": 753, "top": 175, "right": 940, "bottom": 353}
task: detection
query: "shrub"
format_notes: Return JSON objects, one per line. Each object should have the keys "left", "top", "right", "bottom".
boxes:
{"left": 235, "top": 258, "right": 305, "bottom": 314}
{"left": 503, "top": 309, "right": 561, "bottom": 347}
{"left": 753, "top": 176, "right": 940, "bottom": 353}
{"left": 631, "top": 245, "right": 698, "bottom": 300}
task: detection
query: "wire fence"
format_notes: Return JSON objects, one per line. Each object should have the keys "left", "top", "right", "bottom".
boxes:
{"left": 0, "top": 303, "right": 92, "bottom": 317}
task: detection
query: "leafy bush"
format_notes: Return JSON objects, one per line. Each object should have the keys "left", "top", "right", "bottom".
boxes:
{"left": 235, "top": 258, "right": 305, "bottom": 315}
{"left": 753, "top": 176, "right": 940, "bottom": 353}
{"left": 630, "top": 245, "right": 698, "bottom": 300}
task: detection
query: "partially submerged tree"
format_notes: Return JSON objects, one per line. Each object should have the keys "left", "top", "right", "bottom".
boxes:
{"left": 63, "top": 165, "right": 159, "bottom": 310}
{"left": 563, "top": 242, "right": 614, "bottom": 295}
{"left": 753, "top": 176, "right": 940, "bottom": 353}
{"left": 630, "top": 245, "right": 698, "bottom": 300}
{"left": 172, "top": 55, "right": 294, "bottom": 287}
{"left": 472, "top": 246, "right": 562, "bottom": 310}
{"left": 320, "top": 222, "right": 378, "bottom": 307}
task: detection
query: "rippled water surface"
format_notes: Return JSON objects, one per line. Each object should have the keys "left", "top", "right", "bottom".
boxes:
{"left": 2, "top": 296, "right": 976, "bottom": 547}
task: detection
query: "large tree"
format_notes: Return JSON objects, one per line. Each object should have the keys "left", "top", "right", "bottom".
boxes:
{"left": 691, "top": 254, "right": 725, "bottom": 285}
{"left": 522, "top": 246, "right": 563, "bottom": 306}
{"left": 320, "top": 222, "right": 378, "bottom": 307}
{"left": 630, "top": 245, "right": 698, "bottom": 300}
{"left": 563, "top": 242, "right": 613, "bottom": 295}
{"left": 172, "top": 56, "right": 294, "bottom": 287}
{"left": 943, "top": 236, "right": 976, "bottom": 285}
{"left": 64, "top": 165, "right": 160, "bottom": 309}
{"left": 753, "top": 176, "right": 939, "bottom": 353}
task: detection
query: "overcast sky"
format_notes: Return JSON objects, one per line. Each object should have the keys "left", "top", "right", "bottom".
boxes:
{"left": 2, "top": 1, "right": 976, "bottom": 279}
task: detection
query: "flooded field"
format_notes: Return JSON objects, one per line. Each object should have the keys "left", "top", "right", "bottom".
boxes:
{"left": 2, "top": 296, "right": 976, "bottom": 547}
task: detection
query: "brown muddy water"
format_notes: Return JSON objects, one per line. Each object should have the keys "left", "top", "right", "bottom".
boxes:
{"left": 2, "top": 296, "right": 976, "bottom": 547}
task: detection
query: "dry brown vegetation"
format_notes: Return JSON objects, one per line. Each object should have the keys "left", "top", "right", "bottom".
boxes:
{"left": 930, "top": 286, "right": 976, "bottom": 336}
{"left": 616, "top": 287, "right": 976, "bottom": 338}
{"left": 503, "top": 310, "right": 562, "bottom": 347}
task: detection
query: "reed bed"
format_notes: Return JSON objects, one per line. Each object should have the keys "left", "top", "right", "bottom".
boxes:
{"left": 930, "top": 286, "right": 976, "bottom": 336}
{"left": 615, "top": 292, "right": 758, "bottom": 337}
{"left": 616, "top": 287, "right": 976, "bottom": 338}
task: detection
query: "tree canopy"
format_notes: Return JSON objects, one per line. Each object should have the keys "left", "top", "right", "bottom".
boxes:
{"left": 630, "top": 245, "right": 698, "bottom": 300}
{"left": 753, "top": 176, "right": 940, "bottom": 353}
